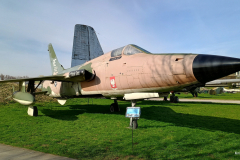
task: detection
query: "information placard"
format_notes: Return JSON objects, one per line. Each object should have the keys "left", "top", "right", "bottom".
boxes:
{"left": 125, "top": 107, "right": 141, "bottom": 118}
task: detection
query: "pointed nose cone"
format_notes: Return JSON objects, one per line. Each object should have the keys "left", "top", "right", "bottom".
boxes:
{"left": 193, "top": 54, "right": 240, "bottom": 83}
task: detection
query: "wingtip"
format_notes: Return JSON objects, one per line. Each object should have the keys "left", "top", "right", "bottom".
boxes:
{"left": 48, "top": 43, "right": 53, "bottom": 51}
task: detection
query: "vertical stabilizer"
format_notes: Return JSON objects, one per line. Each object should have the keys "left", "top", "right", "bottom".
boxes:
{"left": 48, "top": 43, "right": 65, "bottom": 75}
{"left": 71, "top": 24, "right": 104, "bottom": 67}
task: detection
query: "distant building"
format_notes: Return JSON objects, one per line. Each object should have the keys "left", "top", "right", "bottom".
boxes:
{"left": 236, "top": 72, "right": 240, "bottom": 86}
{"left": 220, "top": 73, "right": 237, "bottom": 79}
{"left": 236, "top": 71, "right": 240, "bottom": 77}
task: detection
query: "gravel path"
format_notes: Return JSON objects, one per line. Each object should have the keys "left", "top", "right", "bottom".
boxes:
{"left": 0, "top": 143, "right": 76, "bottom": 160}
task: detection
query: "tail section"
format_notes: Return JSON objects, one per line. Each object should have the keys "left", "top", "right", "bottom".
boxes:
{"left": 48, "top": 43, "right": 65, "bottom": 75}
{"left": 71, "top": 24, "right": 104, "bottom": 67}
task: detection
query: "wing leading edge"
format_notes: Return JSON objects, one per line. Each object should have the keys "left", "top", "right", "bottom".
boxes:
{"left": 0, "top": 69, "right": 94, "bottom": 83}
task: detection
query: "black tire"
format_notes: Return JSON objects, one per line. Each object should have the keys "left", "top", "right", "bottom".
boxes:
{"left": 110, "top": 103, "right": 115, "bottom": 112}
{"left": 170, "top": 96, "right": 174, "bottom": 102}
{"left": 174, "top": 96, "right": 179, "bottom": 103}
{"left": 163, "top": 97, "right": 168, "bottom": 101}
{"left": 114, "top": 104, "right": 120, "bottom": 112}
{"left": 110, "top": 103, "right": 120, "bottom": 112}
{"left": 33, "top": 106, "right": 38, "bottom": 116}
{"left": 132, "top": 120, "right": 138, "bottom": 129}
{"left": 195, "top": 93, "right": 198, "bottom": 97}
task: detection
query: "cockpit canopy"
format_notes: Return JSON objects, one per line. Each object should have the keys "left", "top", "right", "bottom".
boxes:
{"left": 111, "top": 44, "right": 150, "bottom": 57}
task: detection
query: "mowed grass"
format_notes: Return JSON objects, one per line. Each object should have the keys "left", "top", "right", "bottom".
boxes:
{"left": 178, "top": 92, "right": 240, "bottom": 100}
{"left": 1, "top": 99, "right": 240, "bottom": 159}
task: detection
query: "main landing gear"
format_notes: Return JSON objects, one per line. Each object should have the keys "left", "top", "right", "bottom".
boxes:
{"left": 26, "top": 80, "right": 42, "bottom": 117}
{"left": 169, "top": 93, "right": 179, "bottom": 103}
{"left": 27, "top": 106, "right": 38, "bottom": 116}
{"left": 110, "top": 99, "right": 120, "bottom": 112}
{"left": 129, "top": 100, "right": 138, "bottom": 129}
{"left": 163, "top": 96, "right": 168, "bottom": 101}
{"left": 192, "top": 92, "right": 198, "bottom": 97}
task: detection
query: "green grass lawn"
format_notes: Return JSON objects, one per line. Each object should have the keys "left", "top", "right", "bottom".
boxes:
{"left": 178, "top": 92, "right": 240, "bottom": 100}
{"left": 1, "top": 98, "right": 240, "bottom": 159}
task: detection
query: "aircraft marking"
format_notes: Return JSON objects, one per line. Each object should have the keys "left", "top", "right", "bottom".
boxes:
{"left": 53, "top": 59, "right": 58, "bottom": 75}
{"left": 110, "top": 76, "right": 117, "bottom": 88}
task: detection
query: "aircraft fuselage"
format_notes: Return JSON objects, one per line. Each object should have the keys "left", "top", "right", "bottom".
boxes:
{"left": 42, "top": 52, "right": 199, "bottom": 99}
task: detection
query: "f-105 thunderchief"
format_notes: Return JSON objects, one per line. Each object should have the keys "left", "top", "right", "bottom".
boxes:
{"left": 1, "top": 24, "right": 240, "bottom": 129}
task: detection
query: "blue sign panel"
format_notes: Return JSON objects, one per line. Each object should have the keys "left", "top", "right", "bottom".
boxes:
{"left": 125, "top": 107, "right": 141, "bottom": 118}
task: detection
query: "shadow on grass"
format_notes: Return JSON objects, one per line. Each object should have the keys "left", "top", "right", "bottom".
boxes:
{"left": 41, "top": 108, "right": 87, "bottom": 120}
{"left": 40, "top": 103, "right": 111, "bottom": 121}
{"left": 141, "top": 105, "right": 240, "bottom": 134}
{"left": 41, "top": 101, "right": 240, "bottom": 134}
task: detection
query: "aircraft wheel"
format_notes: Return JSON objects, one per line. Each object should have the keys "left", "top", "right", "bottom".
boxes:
{"left": 33, "top": 106, "right": 38, "bottom": 116}
{"left": 170, "top": 96, "right": 174, "bottom": 102}
{"left": 163, "top": 96, "right": 168, "bottom": 101}
{"left": 174, "top": 96, "right": 179, "bottom": 103}
{"left": 114, "top": 104, "right": 120, "bottom": 112}
{"left": 110, "top": 103, "right": 120, "bottom": 112}
{"left": 27, "top": 106, "right": 38, "bottom": 116}
{"left": 132, "top": 120, "right": 138, "bottom": 129}
{"left": 110, "top": 103, "right": 115, "bottom": 112}
{"left": 195, "top": 93, "right": 198, "bottom": 97}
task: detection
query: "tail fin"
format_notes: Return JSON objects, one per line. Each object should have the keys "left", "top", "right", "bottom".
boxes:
{"left": 71, "top": 24, "right": 104, "bottom": 67}
{"left": 48, "top": 43, "right": 65, "bottom": 75}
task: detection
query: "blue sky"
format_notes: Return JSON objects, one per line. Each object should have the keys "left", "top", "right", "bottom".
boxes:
{"left": 1, "top": 0, "right": 240, "bottom": 77}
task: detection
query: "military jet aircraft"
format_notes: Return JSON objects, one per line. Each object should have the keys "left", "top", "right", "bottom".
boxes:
{"left": 184, "top": 79, "right": 240, "bottom": 97}
{"left": 1, "top": 24, "right": 240, "bottom": 129}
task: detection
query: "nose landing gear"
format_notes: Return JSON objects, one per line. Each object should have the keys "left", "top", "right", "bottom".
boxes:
{"left": 169, "top": 93, "right": 179, "bottom": 103}
{"left": 129, "top": 100, "right": 138, "bottom": 129}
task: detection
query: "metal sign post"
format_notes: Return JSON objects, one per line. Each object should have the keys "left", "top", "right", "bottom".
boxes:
{"left": 132, "top": 118, "right": 133, "bottom": 151}
{"left": 125, "top": 107, "right": 141, "bottom": 152}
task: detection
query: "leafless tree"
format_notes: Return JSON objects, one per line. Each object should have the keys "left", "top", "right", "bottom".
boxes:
{"left": 1, "top": 74, "right": 29, "bottom": 80}
{"left": 0, "top": 74, "right": 4, "bottom": 80}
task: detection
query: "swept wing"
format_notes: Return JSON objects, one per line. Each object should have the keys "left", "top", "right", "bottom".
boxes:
{"left": 0, "top": 69, "right": 93, "bottom": 83}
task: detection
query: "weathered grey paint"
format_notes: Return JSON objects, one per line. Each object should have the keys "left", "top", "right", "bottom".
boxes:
{"left": 71, "top": 24, "right": 103, "bottom": 67}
